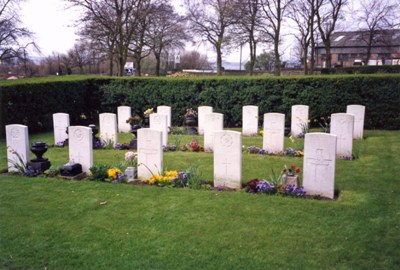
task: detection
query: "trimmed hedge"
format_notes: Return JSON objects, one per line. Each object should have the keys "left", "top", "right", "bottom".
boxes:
{"left": 1, "top": 75, "right": 399, "bottom": 138}
{"left": 0, "top": 78, "right": 111, "bottom": 138}
{"left": 321, "top": 65, "right": 400, "bottom": 75}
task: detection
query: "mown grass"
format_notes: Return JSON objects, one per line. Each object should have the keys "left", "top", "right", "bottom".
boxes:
{"left": 0, "top": 130, "right": 399, "bottom": 269}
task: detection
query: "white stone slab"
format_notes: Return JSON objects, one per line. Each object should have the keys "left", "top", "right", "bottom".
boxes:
{"left": 6, "top": 124, "right": 29, "bottom": 172}
{"left": 117, "top": 106, "right": 131, "bottom": 133}
{"left": 150, "top": 113, "right": 168, "bottom": 146}
{"left": 291, "top": 105, "right": 309, "bottom": 137}
{"left": 68, "top": 126, "right": 93, "bottom": 173}
{"left": 53, "top": 113, "right": 70, "bottom": 145}
{"left": 198, "top": 106, "right": 213, "bottom": 135}
{"left": 303, "top": 133, "right": 337, "bottom": 199}
{"left": 213, "top": 130, "right": 242, "bottom": 189}
{"left": 263, "top": 113, "right": 285, "bottom": 153}
{"left": 99, "top": 113, "right": 118, "bottom": 145}
{"left": 157, "top": 105, "right": 172, "bottom": 127}
{"left": 330, "top": 113, "right": 354, "bottom": 158}
{"left": 346, "top": 104, "right": 365, "bottom": 139}
{"left": 242, "top": 105, "right": 259, "bottom": 136}
{"left": 137, "top": 128, "right": 163, "bottom": 181}
{"left": 204, "top": 113, "right": 224, "bottom": 152}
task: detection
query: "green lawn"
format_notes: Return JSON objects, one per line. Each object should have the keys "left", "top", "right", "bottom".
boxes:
{"left": 0, "top": 130, "right": 399, "bottom": 269}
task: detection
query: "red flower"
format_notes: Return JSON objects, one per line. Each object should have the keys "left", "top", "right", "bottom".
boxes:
{"left": 291, "top": 164, "right": 296, "bottom": 169}
{"left": 282, "top": 169, "right": 287, "bottom": 173}
{"left": 296, "top": 168, "right": 301, "bottom": 173}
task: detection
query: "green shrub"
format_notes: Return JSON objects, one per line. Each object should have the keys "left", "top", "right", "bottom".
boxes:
{"left": 1, "top": 75, "right": 399, "bottom": 139}
{"left": 321, "top": 65, "right": 400, "bottom": 74}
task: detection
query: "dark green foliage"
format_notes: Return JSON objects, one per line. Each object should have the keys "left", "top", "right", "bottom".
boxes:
{"left": 321, "top": 65, "right": 400, "bottom": 74}
{"left": 1, "top": 75, "right": 399, "bottom": 139}
{"left": 0, "top": 78, "right": 111, "bottom": 137}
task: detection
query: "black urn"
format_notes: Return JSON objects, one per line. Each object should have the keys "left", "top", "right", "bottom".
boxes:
{"left": 185, "top": 116, "right": 197, "bottom": 127}
{"left": 30, "top": 142, "right": 51, "bottom": 172}
{"left": 31, "top": 142, "right": 48, "bottom": 162}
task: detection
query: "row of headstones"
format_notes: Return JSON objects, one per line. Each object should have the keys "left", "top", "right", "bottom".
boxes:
{"left": 6, "top": 123, "right": 341, "bottom": 199}
{"left": 136, "top": 128, "right": 338, "bottom": 199}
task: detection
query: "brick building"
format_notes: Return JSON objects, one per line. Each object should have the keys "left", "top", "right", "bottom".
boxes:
{"left": 316, "top": 30, "right": 400, "bottom": 67}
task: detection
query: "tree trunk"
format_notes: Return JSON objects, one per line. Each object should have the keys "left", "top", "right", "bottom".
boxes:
{"left": 249, "top": 32, "right": 256, "bottom": 76}
{"left": 303, "top": 44, "right": 308, "bottom": 75}
{"left": 135, "top": 57, "right": 142, "bottom": 76}
{"left": 155, "top": 54, "right": 161, "bottom": 76}
{"left": 274, "top": 37, "right": 281, "bottom": 76}
{"left": 310, "top": 31, "right": 315, "bottom": 74}
{"left": 325, "top": 43, "right": 331, "bottom": 68}
{"left": 216, "top": 45, "right": 223, "bottom": 76}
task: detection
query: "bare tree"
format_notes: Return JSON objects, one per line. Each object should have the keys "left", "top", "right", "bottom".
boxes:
{"left": 259, "top": 0, "right": 294, "bottom": 76}
{"left": 68, "top": 0, "right": 150, "bottom": 76}
{"left": 185, "top": 0, "right": 239, "bottom": 76}
{"left": 147, "top": 2, "right": 188, "bottom": 76}
{"left": 179, "top": 50, "right": 212, "bottom": 70}
{"left": 0, "top": 0, "right": 34, "bottom": 61}
{"left": 315, "top": 0, "right": 347, "bottom": 68}
{"left": 67, "top": 41, "right": 91, "bottom": 74}
{"left": 234, "top": 0, "right": 263, "bottom": 75}
{"left": 288, "top": 0, "right": 317, "bottom": 75}
{"left": 355, "top": 0, "right": 399, "bottom": 64}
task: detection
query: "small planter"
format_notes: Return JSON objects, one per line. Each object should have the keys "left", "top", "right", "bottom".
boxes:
{"left": 125, "top": 167, "right": 137, "bottom": 182}
{"left": 285, "top": 175, "right": 299, "bottom": 187}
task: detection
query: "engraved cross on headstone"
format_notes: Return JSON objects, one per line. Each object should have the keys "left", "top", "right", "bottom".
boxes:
{"left": 307, "top": 149, "right": 332, "bottom": 182}
{"left": 222, "top": 158, "right": 231, "bottom": 178}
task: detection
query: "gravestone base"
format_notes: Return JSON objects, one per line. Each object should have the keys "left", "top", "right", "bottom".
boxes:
{"left": 29, "top": 160, "right": 51, "bottom": 172}
{"left": 60, "top": 172, "right": 86, "bottom": 180}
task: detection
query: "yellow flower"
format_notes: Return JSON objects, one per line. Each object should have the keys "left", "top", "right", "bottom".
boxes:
{"left": 259, "top": 130, "right": 264, "bottom": 135}
{"left": 299, "top": 151, "right": 304, "bottom": 156}
{"left": 107, "top": 168, "right": 122, "bottom": 179}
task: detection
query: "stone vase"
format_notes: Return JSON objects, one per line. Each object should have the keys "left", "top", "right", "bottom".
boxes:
{"left": 125, "top": 167, "right": 137, "bottom": 182}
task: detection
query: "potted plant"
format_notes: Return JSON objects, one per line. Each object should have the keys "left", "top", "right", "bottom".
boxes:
{"left": 124, "top": 151, "right": 138, "bottom": 181}
{"left": 143, "top": 108, "right": 154, "bottom": 127}
{"left": 126, "top": 115, "right": 142, "bottom": 134}
{"left": 184, "top": 108, "right": 198, "bottom": 127}
{"left": 282, "top": 164, "right": 301, "bottom": 187}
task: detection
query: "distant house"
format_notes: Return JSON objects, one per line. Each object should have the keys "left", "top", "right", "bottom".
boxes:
{"left": 316, "top": 29, "right": 400, "bottom": 68}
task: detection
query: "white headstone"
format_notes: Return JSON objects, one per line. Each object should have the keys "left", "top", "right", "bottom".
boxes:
{"left": 303, "top": 133, "right": 337, "bottom": 199}
{"left": 157, "top": 105, "right": 172, "bottom": 128}
{"left": 214, "top": 130, "right": 242, "bottom": 189}
{"left": 346, "top": 105, "right": 365, "bottom": 139}
{"left": 242, "top": 105, "right": 259, "bottom": 136}
{"left": 99, "top": 113, "right": 118, "bottom": 145}
{"left": 68, "top": 126, "right": 93, "bottom": 173}
{"left": 53, "top": 113, "right": 70, "bottom": 145}
{"left": 330, "top": 113, "right": 354, "bottom": 158}
{"left": 263, "top": 113, "right": 285, "bottom": 153}
{"left": 204, "top": 113, "right": 224, "bottom": 152}
{"left": 291, "top": 105, "right": 309, "bottom": 137}
{"left": 150, "top": 113, "right": 168, "bottom": 146}
{"left": 198, "top": 106, "right": 213, "bottom": 135}
{"left": 137, "top": 128, "right": 163, "bottom": 181}
{"left": 6, "top": 124, "right": 29, "bottom": 172}
{"left": 117, "top": 106, "right": 131, "bottom": 133}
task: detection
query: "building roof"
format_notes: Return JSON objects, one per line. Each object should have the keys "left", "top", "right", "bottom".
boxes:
{"left": 317, "top": 29, "right": 400, "bottom": 48}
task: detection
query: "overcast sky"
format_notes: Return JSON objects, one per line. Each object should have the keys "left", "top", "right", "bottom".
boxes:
{"left": 19, "top": 0, "right": 361, "bottom": 63}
